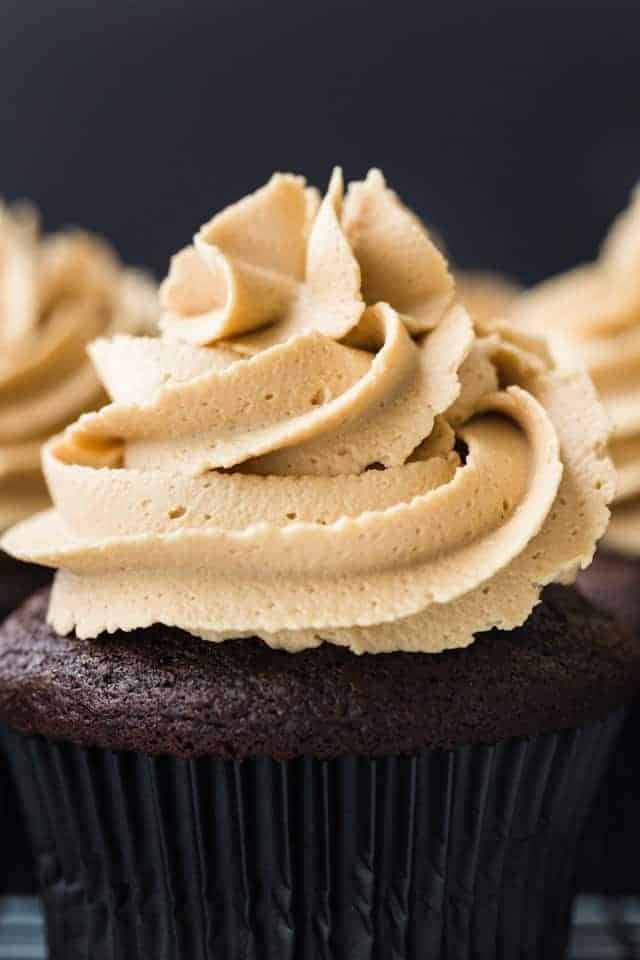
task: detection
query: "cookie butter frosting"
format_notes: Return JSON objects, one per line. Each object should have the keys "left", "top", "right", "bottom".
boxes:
{"left": 510, "top": 185, "right": 640, "bottom": 556}
{"left": 0, "top": 204, "right": 157, "bottom": 529}
{"left": 2, "top": 170, "right": 615, "bottom": 653}
{"left": 455, "top": 272, "right": 520, "bottom": 326}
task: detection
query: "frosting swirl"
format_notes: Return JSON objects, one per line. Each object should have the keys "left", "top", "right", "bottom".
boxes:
{"left": 510, "top": 185, "right": 640, "bottom": 556}
{"left": 0, "top": 204, "right": 157, "bottom": 530}
{"left": 2, "top": 170, "right": 614, "bottom": 653}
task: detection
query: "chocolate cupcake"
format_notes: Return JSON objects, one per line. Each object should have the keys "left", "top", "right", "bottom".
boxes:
{"left": 0, "top": 201, "right": 157, "bottom": 892}
{"left": 1, "top": 169, "right": 637, "bottom": 959}
{"left": 1, "top": 584, "right": 638, "bottom": 958}
{"left": 510, "top": 184, "right": 640, "bottom": 893}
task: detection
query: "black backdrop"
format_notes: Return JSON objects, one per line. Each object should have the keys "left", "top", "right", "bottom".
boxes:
{"left": 1, "top": 0, "right": 639, "bottom": 284}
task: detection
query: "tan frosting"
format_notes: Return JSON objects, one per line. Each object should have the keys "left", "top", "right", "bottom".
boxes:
{"left": 0, "top": 204, "right": 158, "bottom": 530}
{"left": 2, "top": 170, "right": 614, "bottom": 653}
{"left": 455, "top": 271, "right": 520, "bottom": 326}
{"left": 510, "top": 185, "right": 640, "bottom": 556}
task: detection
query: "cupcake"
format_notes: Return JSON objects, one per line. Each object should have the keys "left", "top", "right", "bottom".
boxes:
{"left": 1, "top": 169, "right": 637, "bottom": 959}
{"left": 0, "top": 202, "right": 157, "bottom": 892}
{"left": 510, "top": 185, "right": 640, "bottom": 893}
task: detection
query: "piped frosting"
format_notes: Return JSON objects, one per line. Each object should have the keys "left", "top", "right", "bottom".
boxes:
{"left": 2, "top": 171, "right": 614, "bottom": 652}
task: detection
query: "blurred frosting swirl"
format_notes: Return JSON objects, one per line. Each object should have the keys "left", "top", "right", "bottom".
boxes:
{"left": 510, "top": 185, "right": 640, "bottom": 556}
{"left": 3, "top": 170, "right": 614, "bottom": 653}
{"left": 0, "top": 204, "right": 157, "bottom": 530}
{"left": 455, "top": 271, "right": 520, "bottom": 326}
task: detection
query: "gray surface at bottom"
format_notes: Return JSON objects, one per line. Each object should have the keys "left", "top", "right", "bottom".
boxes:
{"left": 0, "top": 900, "right": 44, "bottom": 960}
{"left": 0, "top": 895, "right": 639, "bottom": 959}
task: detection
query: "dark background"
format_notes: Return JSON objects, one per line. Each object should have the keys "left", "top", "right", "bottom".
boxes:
{"left": 1, "top": 0, "right": 638, "bottom": 285}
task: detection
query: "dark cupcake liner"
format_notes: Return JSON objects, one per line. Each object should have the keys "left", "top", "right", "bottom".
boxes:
{"left": 575, "top": 552, "right": 640, "bottom": 896}
{"left": 0, "top": 745, "right": 36, "bottom": 893}
{"left": 2, "top": 709, "right": 626, "bottom": 960}
{"left": 0, "top": 554, "right": 51, "bottom": 895}
{"left": 578, "top": 698, "right": 640, "bottom": 895}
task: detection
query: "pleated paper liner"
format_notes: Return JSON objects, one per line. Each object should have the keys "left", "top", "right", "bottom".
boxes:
{"left": 2, "top": 709, "right": 626, "bottom": 960}
{"left": 577, "top": 698, "right": 640, "bottom": 895}
{"left": 0, "top": 559, "right": 52, "bottom": 896}
{"left": 0, "top": 746, "right": 36, "bottom": 894}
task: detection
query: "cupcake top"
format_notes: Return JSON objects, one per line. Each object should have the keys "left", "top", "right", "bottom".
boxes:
{"left": 2, "top": 170, "right": 614, "bottom": 654}
{"left": 510, "top": 186, "right": 640, "bottom": 556}
{"left": 0, "top": 204, "right": 157, "bottom": 530}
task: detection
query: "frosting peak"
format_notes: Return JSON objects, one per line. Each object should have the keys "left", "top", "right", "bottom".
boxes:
{"left": 2, "top": 171, "right": 614, "bottom": 653}
{"left": 0, "top": 204, "right": 157, "bottom": 529}
{"left": 510, "top": 184, "right": 640, "bottom": 556}
{"left": 159, "top": 168, "right": 453, "bottom": 351}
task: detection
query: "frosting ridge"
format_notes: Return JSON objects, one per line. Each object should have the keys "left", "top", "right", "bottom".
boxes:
{"left": 2, "top": 171, "right": 614, "bottom": 652}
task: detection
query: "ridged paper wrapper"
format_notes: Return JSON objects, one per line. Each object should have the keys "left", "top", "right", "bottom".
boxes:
{"left": 2, "top": 709, "right": 626, "bottom": 959}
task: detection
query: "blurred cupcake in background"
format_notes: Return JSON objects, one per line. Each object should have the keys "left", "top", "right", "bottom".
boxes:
{"left": 455, "top": 270, "right": 520, "bottom": 326}
{"left": 429, "top": 224, "right": 520, "bottom": 327}
{"left": 0, "top": 202, "right": 157, "bottom": 619}
{"left": 509, "top": 184, "right": 640, "bottom": 894}
{"left": 511, "top": 185, "right": 640, "bottom": 572}
{"left": 0, "top": 201, "right": 157, "bottom": 894}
